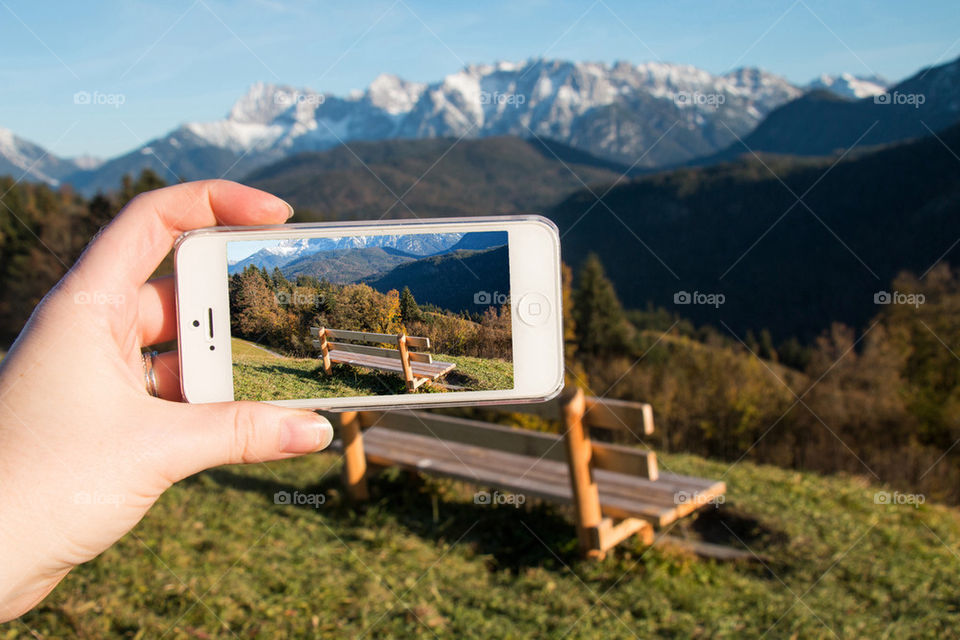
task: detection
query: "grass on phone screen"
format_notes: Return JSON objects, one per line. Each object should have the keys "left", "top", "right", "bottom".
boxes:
{"left": 230, "top": 337, "right": 514, "bottom": 400}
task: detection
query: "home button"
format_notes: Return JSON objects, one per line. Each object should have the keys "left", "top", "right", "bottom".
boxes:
{"left": 517, "top": 292, "right": 551, "bottom": 326}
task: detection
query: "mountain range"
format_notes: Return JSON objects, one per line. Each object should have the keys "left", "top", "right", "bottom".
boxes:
{"left": 3, "top": 53, "right": 960, "bottom": 343}
{"left": 704, "top": 57, "right": 960, "bottom": 161}
{"left": 0, "top": 127, "right": 101, "bottom": 186}
{"left": 227, "top": 232, "right": 472, "bottom": 275}
{"left": 229, "top": 231, "right": 509, "bottom": 312}
{"left": 550, "top": 120, "right": 960, "bottom": 341}
{"left": 0, "top": 60, "right": 896, "bottom": 193}
{"left": 805, "top": 73, "right": 887, "bottom": 100}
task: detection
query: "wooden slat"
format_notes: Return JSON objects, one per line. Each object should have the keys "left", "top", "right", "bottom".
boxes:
{"left": 584, "top": 397, "right": 655, "bottom": 435}
{"left": 479, "top": 397, "right": 654, "bottom": 435}
{"left": 359, "top": 430, "right": 570, "bottom": 501}
{"left": 486, "top": 401, "right": 562, "bottom": 420}
{"left": 328, "top": 353, "right": 455, "bottom": 380}
{"left": 319, "top": 328, "right": 430, "bottom": 349}
{"left": 591, "top": 442, "right": 658, "bottom": 481}
{"left": 315, "top": 340, "right": 433, "bottom": 363}
{"left": 403, "top": 336, "right": 430, "bottom": 349}
{"left": 362, "top": 410, "right": 657, "bottom": 479}
{"left": 323, "top": 328, "right": 400, "bottom": 344}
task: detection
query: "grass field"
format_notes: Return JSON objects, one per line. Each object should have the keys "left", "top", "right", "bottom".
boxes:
{"left": 9, "top": 448, "right": 960, "bottom": 638}
{"left": 231, "top": 337, "right": 514, "bottom": 400}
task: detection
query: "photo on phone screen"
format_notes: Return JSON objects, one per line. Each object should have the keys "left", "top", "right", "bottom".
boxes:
{"left": 226, "top": 231, "right": 512, "bottom": 400}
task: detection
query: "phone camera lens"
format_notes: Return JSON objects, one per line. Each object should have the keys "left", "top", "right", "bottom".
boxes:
{"left": 192, "top": 320, "right": 200, "bottom": 327}
{"left": 209, "top": 345, "right": 215, "bottom": 351}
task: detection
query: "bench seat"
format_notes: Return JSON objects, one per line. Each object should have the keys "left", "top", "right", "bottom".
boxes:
{"left": 328, "top": 349, "right": 456, "bottom": 380}
{"left": 330, "top": 426, "right": 725, "bottom": 528}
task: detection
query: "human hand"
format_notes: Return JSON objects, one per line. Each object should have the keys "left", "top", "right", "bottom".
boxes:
{"left": 0, "top": 180, "right": 334, "bottom": 621}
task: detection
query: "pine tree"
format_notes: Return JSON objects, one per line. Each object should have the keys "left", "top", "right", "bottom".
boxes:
{"left": 271, "top": 266, "right": 286, "bottom": 289}
{"left": 572, "top": 254, "right": 630, "bottom": 357}
{"left": 119, "top": 169, "right": 167, "bottom": 207}
{"left": 399, "top": 286, "right": 421, "bottom": 323}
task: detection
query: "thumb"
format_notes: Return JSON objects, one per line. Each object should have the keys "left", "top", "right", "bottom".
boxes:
{"left": 159, "top": 401, "right": 335, "bottom": 481}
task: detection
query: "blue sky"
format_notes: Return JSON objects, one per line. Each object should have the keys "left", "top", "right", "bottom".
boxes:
{"left": 2, "top": 0, "right": 958, "bottom": 158}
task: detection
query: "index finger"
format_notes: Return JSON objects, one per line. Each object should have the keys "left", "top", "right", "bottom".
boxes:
{"left": 72, "top": 180, "right": 292, "bottom": 291}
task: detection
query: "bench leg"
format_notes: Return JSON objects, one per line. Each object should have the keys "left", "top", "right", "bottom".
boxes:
{"left": 338, "top": 411, "right": 369, "bottom": 502}
{"left": 591, "top": 518, "right": 654, "bottom": 556}
{"left": 397, "top": 334, "right": 417, "bottom": 392}
{"left": 561, "top": 387, "right": 605, "bottom": 560}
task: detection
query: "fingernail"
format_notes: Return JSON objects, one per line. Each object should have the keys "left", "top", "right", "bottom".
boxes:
{"left": 280, "top": 199, "right": 295, "bottom": 220}
{"left": 280, "top": 412, "right": 333, "bottom": 453}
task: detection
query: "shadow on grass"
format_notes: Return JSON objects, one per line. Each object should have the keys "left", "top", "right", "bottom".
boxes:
{"left": 201, "top": 465, "right": 583, "bottom": 573}
{"left": 200, "top": 464, "right": 791, "bottom": 579}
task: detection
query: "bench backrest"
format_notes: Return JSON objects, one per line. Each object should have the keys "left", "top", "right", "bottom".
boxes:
{"left": 309, "top": 326, "right": 433, "bottom": 363}
{"left": 359, "top": 409, "right": 658, "bottom": 479}
{"left": 490, "top": 396, "right": 655, "bottom": 436}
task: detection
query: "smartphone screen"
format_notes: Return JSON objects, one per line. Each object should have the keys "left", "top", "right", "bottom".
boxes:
{"left": 225, "top": 231, "right": 512, "bottom": 400}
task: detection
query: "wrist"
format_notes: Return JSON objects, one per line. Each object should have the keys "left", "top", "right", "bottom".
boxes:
{"left": 0, "top": 495, "right": 68, "bottom": 621}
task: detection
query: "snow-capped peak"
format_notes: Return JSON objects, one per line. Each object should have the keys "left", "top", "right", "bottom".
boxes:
{"left": 264, "top": 238, "right": 315, "bottom": 257}
{"left": 32, "top": 58, "right": 811, "bottom": 194}
{"left": 806, "top": 73, "right": 888, "bottom": 100}
{"left": 367, "top": 73, "right": 426, "bottom": 114}
{"left": 0, "top": 126, "right": 62, "bottom": 185}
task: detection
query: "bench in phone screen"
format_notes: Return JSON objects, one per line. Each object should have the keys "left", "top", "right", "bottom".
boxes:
{"left": 309, "top": 326, "right": 455, "bottom": 393}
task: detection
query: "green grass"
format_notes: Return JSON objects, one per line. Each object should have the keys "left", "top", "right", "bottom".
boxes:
{"left": 9, "top": 450, "right": 960, "bottom": 638}
{"left": 231, "top": 337, "right": 514, "bottom": 400}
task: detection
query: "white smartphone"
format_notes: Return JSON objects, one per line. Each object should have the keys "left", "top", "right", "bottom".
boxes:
{"left": 174, "top": 215, "right": 564, "bottom": 410}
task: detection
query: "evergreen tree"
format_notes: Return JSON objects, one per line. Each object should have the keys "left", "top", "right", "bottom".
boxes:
{"left": 271, "top": 266, "right": 286, "bottom": 289}
{"left": 119, "top": 168, "right": 167, "bottom": 207}
{"left": 572, "top": 254, "right": 630, "bottom": 357}
{"left": 399, "top": 286, "right": 421, "bottom": 323}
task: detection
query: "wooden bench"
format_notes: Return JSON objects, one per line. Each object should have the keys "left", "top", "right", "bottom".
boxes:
{"left": 310, "top": 326, "right": 456, "bottom": 393}
{"left": 324, "top": 388, "right": 726, "bottom": 559}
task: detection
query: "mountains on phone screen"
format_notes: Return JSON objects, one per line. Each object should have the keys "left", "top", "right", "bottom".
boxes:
{"left": 228, "top": 231, "right": 509, "bottom": 314}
